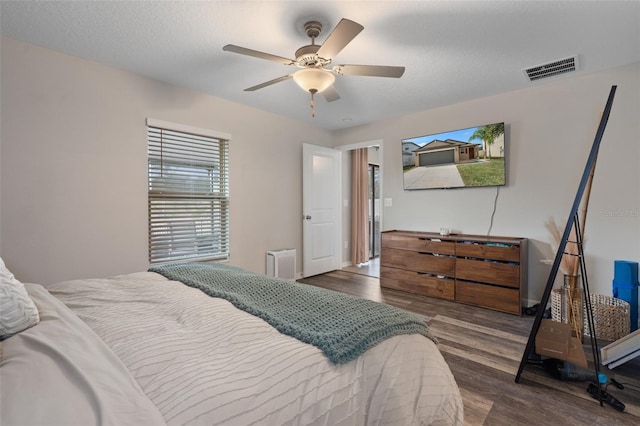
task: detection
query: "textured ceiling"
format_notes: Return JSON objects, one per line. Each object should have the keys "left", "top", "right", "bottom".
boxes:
{"left": 1, "top": 1, "right": 639, "bottom": 130}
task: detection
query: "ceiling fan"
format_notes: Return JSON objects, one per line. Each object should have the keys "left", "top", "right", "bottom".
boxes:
{"left": 223, "top": 18, "right": 405, "bottom": 117}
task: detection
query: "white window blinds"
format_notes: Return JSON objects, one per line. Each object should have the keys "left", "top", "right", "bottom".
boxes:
{"left": 147, "top": 123, "right": 229, "bottom": 264}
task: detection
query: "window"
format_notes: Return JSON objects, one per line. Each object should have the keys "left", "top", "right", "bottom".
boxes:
{"left": 147, "top": 119, "right": 230, "bottom": 264}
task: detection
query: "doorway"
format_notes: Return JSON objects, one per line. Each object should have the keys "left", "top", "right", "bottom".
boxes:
{"left": 339, "top": 142, "right": 382, "bottom": 279}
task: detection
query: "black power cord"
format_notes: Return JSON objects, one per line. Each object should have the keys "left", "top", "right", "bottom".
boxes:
{"left": 609, "top": 378, "right": 624, "bottom": 390}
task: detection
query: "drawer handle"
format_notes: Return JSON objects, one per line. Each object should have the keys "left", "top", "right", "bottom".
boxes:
{"left": 419, "top": 252, "right": 451, "bottom": 257}
{"left": 417, "top": 272, "right": 451, "bottom": 280}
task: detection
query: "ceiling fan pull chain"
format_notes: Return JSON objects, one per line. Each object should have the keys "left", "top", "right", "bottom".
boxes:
{"left": 310, "top": 92, "right": 316, "bottom": 117}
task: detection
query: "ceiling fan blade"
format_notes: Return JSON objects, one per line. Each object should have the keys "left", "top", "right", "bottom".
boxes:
{"left": 244, "top": 74, "right": 293, "bottom": 92}
{"left": 321, "top": 85, "right": 341, "bottom": 102}
{"left": 333, "top": 64, "right": 405, "bottom": 78}
{"left": 223, "top": 44, "right": 294, "bottom": 65}
{"left": 316, "top": 19, "right": 364, "bottom": 59}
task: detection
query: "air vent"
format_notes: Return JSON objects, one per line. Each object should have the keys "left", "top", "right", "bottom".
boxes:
{"left": 523, "top": 55, "right": 578, "bottom": 81}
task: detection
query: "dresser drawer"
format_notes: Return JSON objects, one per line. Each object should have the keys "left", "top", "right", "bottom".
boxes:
{"left": 455, "top": 258, "right": 520, "bottom": 288}
{"left": 381, "top": 234, "right": 455, "bottom": 255}
{"left": 456, "top": 242, "right": 520, "bottom": 262}
{"left": 455, "top": 280, "right": 520, "bottom": 314}
{"left": 381, "top": 248, "right": 455, "bottom": 276}
{"left": 380, "top": 267, "right": 455, "bottom": 300}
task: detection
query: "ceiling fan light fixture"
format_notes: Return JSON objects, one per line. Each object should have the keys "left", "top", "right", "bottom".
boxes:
{"left": 293, "top": 68, "right": 335, "bottom": 94}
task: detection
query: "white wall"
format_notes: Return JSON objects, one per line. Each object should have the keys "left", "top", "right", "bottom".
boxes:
{"left": 341, "top": 150, "right": 352, "bottom": 265}
{"left": 0, "top": 37, "right": 333, "bottom": 284}
{"left": 334, "top": 63, "right": 640, "bottom": 303}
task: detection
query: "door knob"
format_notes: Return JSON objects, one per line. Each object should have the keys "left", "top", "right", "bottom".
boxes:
{"left": 303, "top": 215, "right": 312, "bottom": 220}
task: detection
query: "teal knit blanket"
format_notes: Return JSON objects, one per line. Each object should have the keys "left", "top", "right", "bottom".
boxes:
{"left": 149, "top": 262, "right": 435, "bottom": 364}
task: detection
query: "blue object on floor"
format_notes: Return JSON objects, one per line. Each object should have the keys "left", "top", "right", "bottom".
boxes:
{"left": 599, "top": 373, "right": 608, "bottom": 384}
{"left": 612, "top": 260, "right": 639, "bottom": 332}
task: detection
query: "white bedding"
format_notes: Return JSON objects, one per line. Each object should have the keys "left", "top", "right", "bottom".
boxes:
{"left": 41, "top": 271, "right": 462, "bottom": 425}
{"left": 0, "top": 283, "right": 166, "bottom": 426}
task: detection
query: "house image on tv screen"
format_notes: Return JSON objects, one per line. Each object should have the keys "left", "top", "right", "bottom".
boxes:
{"left": 401, "top": 122, "right": 506, "bottom": 190}
{"left": 413, "top": 139, "right": 481, "bottom": 166}
{"left": 401, "top": 141, "right": 421, "bottom": 166}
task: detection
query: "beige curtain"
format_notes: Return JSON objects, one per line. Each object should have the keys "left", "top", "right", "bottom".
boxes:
{"left": 351, "top": 148, "right": 370, "bottom": 265}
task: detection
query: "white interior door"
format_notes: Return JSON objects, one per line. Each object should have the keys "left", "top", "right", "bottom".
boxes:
{"left": 302, "top": 143, "right": 342, "bottom": 277}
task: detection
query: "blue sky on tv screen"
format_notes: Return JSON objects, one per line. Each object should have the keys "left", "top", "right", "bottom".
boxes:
{"left": 404, "top": 126, "right": 483, "bottom": 147}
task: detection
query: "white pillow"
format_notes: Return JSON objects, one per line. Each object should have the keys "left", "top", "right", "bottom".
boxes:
{"left": 0, "top": 257, "right": 40, "bottom": 339}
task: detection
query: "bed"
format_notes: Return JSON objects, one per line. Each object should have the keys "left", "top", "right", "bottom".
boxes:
{"left": 1, "top": 260, "right": 463, "bottom": 425}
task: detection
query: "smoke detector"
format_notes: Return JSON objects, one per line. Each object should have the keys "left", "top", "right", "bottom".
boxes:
{"left": 523, "top": 55, "right": 579, "bottom": 81}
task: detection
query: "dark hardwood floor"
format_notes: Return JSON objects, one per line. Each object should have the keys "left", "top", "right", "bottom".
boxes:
{"left": 298, "top": 270, "right": 640, "bottom": 425}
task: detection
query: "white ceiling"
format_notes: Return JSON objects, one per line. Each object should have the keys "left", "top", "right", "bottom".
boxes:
{"left": 1, "top": 1, "right": 639, "bottom": 130}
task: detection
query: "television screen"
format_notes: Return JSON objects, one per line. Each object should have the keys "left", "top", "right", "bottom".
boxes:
{"left": 401, "top": 122, "right": 506, "bottom": 190}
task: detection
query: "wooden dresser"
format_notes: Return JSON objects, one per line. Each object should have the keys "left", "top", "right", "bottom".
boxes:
{"left": 380, "top": 230, "right": 527, "bottom": 315}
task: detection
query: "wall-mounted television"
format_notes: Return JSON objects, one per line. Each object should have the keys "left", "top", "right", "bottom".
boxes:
{"left": 401, "top": 122, "right": 506, "bottom": 190}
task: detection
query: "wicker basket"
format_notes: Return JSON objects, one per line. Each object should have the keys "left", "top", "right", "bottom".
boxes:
{"left": 551, "top": 289, "right": 630, "bottom": 341}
